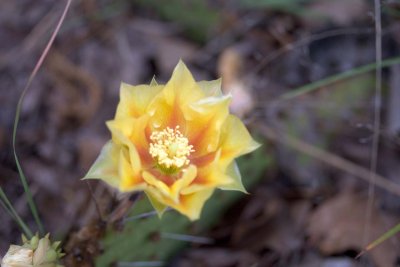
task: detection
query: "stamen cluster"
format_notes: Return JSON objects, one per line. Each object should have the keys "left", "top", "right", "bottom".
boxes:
{"left": 149, "top": 126, "right": 194, "bottom": 171}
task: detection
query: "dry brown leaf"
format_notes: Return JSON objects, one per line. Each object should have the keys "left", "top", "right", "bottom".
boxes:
{"left": 231, "top": 189, "right": 309, "bottom": 256}
{"left": 307, "top": 192, "right": 400, "bottom": 267}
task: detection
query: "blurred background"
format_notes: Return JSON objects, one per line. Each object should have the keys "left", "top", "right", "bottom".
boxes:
{"left": 1, "top": 0, "right": 400, "bottom": 266}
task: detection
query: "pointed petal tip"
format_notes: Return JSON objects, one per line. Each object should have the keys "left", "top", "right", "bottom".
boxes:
{"left": 82, "top": 170, "right": 100, "bottom": 181}
{"left": 220, "top": 183, "right": 248, "bottom": 194}
{"left": 250, "top": 139, "right": 262, "bottom": 151}
{"left": 150, "top": 76, "right": 158, "bottom": 86}
{"left": 187, "top": 214, "right": 200, "bottom": 221}
{"left": 156, "top": 208, "right": 168, "bottom": 219}
{"left": 173, "top": 59, "right": 192, "bottom": 76}
{"left": 179, "top": 208, "right": 201, "bottom": 221}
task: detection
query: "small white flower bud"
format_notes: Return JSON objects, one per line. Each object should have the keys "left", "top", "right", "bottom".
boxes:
{"left": 2, "top": 234, "right": 64, "bottom": 267}
{"left": 32, "top": 237, "right": 49, "bottom": 266}
{"left": 1, "top": 245, "right": 33, "bottom": 267}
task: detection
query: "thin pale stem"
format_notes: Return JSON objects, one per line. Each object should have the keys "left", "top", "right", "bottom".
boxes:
{"left": 12, "top": 0, "right": 72, "bottom": 235}
{"left": 161, "top": 232, "right": 214, "bottom": 244}
{"left": 117, "top": 261, "right": 164, "bottom": 267}
{"left": 364, "top": 0, "right": 383, "bottom": 247}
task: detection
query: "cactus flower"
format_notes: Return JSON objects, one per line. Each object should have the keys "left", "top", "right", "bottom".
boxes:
{"left": 84, "top": 61, "right": 259, "bottom": 220}
{"left": 1, "top": 234, "right": 64, "bottom": 267}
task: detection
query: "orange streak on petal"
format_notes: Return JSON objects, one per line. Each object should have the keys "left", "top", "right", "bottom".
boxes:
{"left": 147, "top": 168, "right": 176, "bottom": 187}
{"left": 136, "top": 145, "right": 153, "bottom": 167}
{"left": 190, "top": 152, "right": 216, "bottom": 168}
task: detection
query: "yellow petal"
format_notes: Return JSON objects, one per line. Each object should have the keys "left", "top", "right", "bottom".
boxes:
{"left": 219, "top": 115, "right": 260, "bottom": 167}
{"left": 147, "top": 61, "right": 205, "bottom": 130}
{"left": 170, "top": 165, "right": 197, "bottom": 202}
{"left": 106, "top": 118, "right": 135, "bottom": 143}
{"left": 182, "top": 150, "right": 232, "bottom": 195}
{"left": 107, "top": 116, "right": 152, "bottom": 166}
{"left": 162, "top": 60, "right": 205, "bottom": 106}
{"left": 197, "top": 78, "right": 223, "bottom": 97}
{"left": 170, "top": 189, "right": 214, "bottom": 221}
{"left": 142, "top": 167, "right": 215, "bottom": 220}
{"left": 82, "top": 141, "right": 120, "bottom": 188}
{"left": 118, "top": 148, "right": 146, "bottom": 192}
{"left": 185, "top": 95, "right": 231, "bottom": 156}
{"left": 107, "top": 119, "right": 143, "bottom": 175}
{"left": 115, "top": 82, "right": 163, "bottom": 119}
{"left": 142, "top": 171, "right": 171, "bottom": 197}
{"left": 147, "top": 95, "right": 184, "bottom": 130}
{"left": 181, "top": 165, "right": 231, "bottom": 195}
{"left": 219, "top": 160, "right": 247, "bottom": 193}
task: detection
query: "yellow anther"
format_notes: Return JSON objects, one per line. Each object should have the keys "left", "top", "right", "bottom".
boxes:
{"left": 149, "top": 126, "right": 194, "bottom": 171}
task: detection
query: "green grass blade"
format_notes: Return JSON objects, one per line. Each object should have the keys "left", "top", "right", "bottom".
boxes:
{"left": 0, "top": 187, "right": 33, "bottom": 238}
{"left": 12, "top": 102, "right": 44, "bottom": 234}
{"left": 280, "top": 56, "right": 400, "bottom": 100}
{"left": 366, "top": 222, "right": 400, "bottom": 251}
{"left": 357, "top": 221, "right": 400, "bottom": 259}
{"left": 0, "top": 196, "right": 17, "bottom": 222}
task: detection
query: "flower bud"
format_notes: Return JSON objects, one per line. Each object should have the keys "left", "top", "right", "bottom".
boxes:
{"left": 29, "top": 236, "right": 39, "bottom": 250}
{"left": 1, "top": 245, "right": 33, "bottom": 267}
{"left": 1, "top": 234, "right": 64, "bottom": 267}
{"left": 43, "top": 249, "right": 57, "bottom": 263}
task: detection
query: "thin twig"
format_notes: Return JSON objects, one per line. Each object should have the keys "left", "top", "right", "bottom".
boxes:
{"left": 364, "top": 0, "right": 383, "bottom": 247}
{"left": 86, "top": 181, "right": 104, "bottom": 221}
{"left": 124, "top": 208, "right": 172, "bottom": 222}
{"left": 257, "top": 124, "right": 400, "bottom": 196}
{"left": 161, "top": 232, "right": 214, "bottom": 244}
{"left": 117, "top": 261, "right": 164, "bottom": 267}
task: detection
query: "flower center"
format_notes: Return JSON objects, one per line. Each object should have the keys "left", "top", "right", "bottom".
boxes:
{"left": 149, "top": 126, "right": 194, "bottom": 173}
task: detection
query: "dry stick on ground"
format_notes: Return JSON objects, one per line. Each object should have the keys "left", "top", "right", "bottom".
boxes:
{"left": 257, "top": 124, "right": 400, "bottom": 197}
